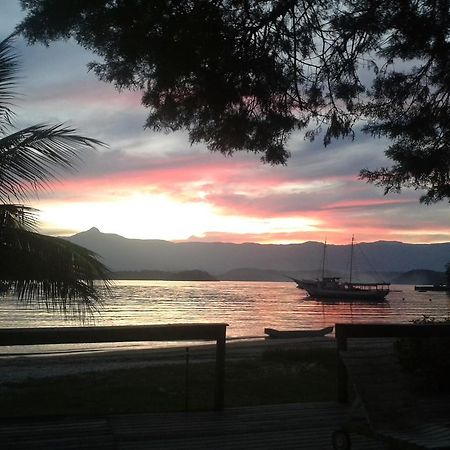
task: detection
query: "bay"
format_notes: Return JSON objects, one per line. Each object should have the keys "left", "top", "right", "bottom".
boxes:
{"left": 0, "top": 281, "right": 449, "bottom": 354}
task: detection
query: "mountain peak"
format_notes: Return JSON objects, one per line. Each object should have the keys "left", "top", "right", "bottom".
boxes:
{"left": 87, "top": 227, "right": 101, "bottom": 234}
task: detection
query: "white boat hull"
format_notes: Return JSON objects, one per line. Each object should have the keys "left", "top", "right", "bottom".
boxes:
{"left": 293, "top": 278, "right": 389, "bottom": 301}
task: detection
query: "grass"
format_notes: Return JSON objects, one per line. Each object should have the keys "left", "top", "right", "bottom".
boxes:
{"left": 0, "top": 347, "right": 337, "bottom": 417}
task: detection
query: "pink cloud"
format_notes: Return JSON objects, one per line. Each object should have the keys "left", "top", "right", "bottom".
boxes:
{"left": 325, "top": 198, "right": 415, "bottom": 209}
{"left": 27, "top": 148, "right": 450, "bottom": 245}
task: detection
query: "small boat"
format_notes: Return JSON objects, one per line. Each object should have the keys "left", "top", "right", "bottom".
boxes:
{"left": 414, "top": 284, "right": 448, "bottom": 292}
{"left": 292, "top": 237, "right": 390, "bottom": 301}
{"left": 264, "top": 326, "right": 334, "bottom": 339}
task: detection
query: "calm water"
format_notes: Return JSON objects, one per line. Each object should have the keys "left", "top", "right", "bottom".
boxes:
{"left": 0, "top": 281, "right": 449, "bottom": 353}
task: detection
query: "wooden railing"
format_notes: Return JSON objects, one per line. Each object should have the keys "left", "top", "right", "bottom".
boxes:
{"left": 0, "top": 323, "right": 228, "bottom": 411}
{"left": 335, "top": 322, "right": 450, "bottom": 403}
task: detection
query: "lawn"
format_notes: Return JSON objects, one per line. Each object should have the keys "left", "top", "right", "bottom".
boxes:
{"left": 0, "top": 347, "right": 337, "bottom": 417}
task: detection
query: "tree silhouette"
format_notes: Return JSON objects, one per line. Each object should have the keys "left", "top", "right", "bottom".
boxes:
{"left": 18, "top": 0, "right": 450, "bottom": 202}
{"left": 0, "top": 35, "right": 110, "bottom": 316}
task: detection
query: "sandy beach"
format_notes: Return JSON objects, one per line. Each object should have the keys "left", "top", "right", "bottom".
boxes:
{"left": 0, "top": 336, "right": 335, "bottom": 384}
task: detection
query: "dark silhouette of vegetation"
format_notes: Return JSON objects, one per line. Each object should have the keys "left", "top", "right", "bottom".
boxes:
{"left": 396, "top": 316, "right": 450, "bottom": 393}
{"left": 18, "top": 0, "right": 450, "bottom": 202}
{"left": 113, "top": 270, "right": 217, "bottom": 281}
{"left": 0, "top": 35, "right": 110, "bottom": 316}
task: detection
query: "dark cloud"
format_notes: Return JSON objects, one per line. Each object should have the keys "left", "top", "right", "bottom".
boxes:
{"left": 286, "top": 128, "right": 392, "bottom": 180}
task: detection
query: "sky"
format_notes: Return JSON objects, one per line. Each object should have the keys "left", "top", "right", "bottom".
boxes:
{"left": 1, "top": 1, "right": 449, "bottom": 245}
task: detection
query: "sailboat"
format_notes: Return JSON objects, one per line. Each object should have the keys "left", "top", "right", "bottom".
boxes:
{"left": 291, "top": 237, "right": 390, "bottom": 301}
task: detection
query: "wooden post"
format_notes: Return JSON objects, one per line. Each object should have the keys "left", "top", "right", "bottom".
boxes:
{"left": 336, "top": 325, "right": 348, "bottom": 403}
{"left": 184, "top": 347, "right": 190, "bottom": 412}
{"left": 214, "top": 326, "right": 226, "bottom": 411}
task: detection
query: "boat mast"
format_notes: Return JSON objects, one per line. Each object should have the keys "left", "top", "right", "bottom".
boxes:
{"left": 349, "top": 235, "right": 354, "bottom": 284}
{"left": 321, "top": 238, "right": 327, "bottom": 279}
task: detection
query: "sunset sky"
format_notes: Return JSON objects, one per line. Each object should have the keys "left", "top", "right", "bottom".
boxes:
{"left": 2, "top": 1, "right": 449, "bottom": 245}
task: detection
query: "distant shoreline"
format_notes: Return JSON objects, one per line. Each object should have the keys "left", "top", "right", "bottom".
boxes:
{"left": 112, "top": 269, "right": 218, "bottom": 281}
{"left": 110, "top": 267, "right": 447, "bottom": 284}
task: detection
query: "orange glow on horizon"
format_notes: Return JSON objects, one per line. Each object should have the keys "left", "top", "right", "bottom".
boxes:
{"left": 29, "top": 154, "right": 450, "bottom": 245}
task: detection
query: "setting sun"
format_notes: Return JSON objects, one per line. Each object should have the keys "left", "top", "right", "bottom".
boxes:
{"left": 36, "top": 190, "right": 321, "bottom": 242}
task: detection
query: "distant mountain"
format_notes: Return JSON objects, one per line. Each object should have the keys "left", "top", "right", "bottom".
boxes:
{"left": 66, "top": 227, "right": 450, "bottom": 275}
{"left": 391, "top": 270, "right": 446, "bottom": 285}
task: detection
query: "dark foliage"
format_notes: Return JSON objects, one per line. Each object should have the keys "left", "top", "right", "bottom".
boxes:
{"left": 113, "top": 269, "right": 217, "bottom": 281}
{"left": 0, "top": 35, "right": 110, "bottom": 315}
{"left": 18, "top": 0, "right": 450, "bottom": 201}
{"left": 396, "top": 317, "right": 450, "bottom": 394}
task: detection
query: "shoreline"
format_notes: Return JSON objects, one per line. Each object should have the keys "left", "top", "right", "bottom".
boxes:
{"left": 0, "top": 336, "right": 335, "bottom": 383}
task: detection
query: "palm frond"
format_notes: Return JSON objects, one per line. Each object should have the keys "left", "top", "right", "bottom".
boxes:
{"left": 0, "top": 33, "right": 110, "bottom": 318}
{"left": 0, "top": 228, "right": 111, "bottom": 317}
{"left": 0, "top": 35, "right": 19, "bottom": 133}
{"left": 0, "top": 124, "right": 105, "bottom": 202}
{"left": 0, "top": 204, "right": 38, "bottom": 231}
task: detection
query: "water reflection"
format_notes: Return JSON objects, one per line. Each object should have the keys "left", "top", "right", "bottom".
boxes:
{"left": 299, "top": 296, "right": 392, "bottom": 327}
{"left": 0, "top": 281, "right": 448, "bottom": 353}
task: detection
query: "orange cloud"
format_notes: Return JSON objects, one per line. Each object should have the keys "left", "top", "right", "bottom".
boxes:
{"left": 27, "top": 148, "right": 450, "bottom": 245}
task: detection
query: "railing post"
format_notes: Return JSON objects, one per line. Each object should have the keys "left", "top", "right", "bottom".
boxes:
{"left": 214, "top": 325, "right": 226, "bottom": 411}
{"left": 184, "top": 347, "right": 190, "bottom": 412}
{"left": 336, "top": 325, "right": 348, "bottom": 403}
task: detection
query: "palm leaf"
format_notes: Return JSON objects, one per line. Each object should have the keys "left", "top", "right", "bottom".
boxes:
{"left": 0, "top": 33, "right": 111, "bottom": 317}
{"left": 0, "top": 204, "right": 38, "bottom": 231}
{"left": 0, "top": 227, "right": 111, "bottom": 317}
{"left": 0, "top": 123, "right": 105, "bottom": 201}
{"left": 0, "top": 35, "right": 19, "bottom": 133}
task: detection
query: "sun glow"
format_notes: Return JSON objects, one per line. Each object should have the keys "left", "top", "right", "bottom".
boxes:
{"left": 36, "top": 191, "right": 320, "bottom": 242}
{"left": 38, "top": 193, "right": 214, "bottom": 240}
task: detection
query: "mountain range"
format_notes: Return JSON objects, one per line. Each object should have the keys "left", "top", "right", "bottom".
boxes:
{"left": 66, "top": 228, "right": 450, "bottom": 282}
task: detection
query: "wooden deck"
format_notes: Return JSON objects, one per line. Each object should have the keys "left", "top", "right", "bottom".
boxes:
{"left": 0, "top": 402, "right": 385, "bottom": 450}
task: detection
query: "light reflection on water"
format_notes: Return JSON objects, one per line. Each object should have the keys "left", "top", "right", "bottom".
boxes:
{"left": 0, "top": 281, "right": 449, "bottom": 353}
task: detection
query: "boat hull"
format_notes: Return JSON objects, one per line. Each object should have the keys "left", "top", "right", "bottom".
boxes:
{"left": 414, "top": 285, "right": 448, "bottom": 292}
{"left": 292, "top": 278, "right": 389, "bottom": 301}
{"left": 264, "top": 326, "right": 334, "bottom": 338}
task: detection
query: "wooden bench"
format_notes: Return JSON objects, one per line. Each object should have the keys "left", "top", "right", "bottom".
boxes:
{"left": 0, "top": 323, "right": 228, "bottom": 410}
